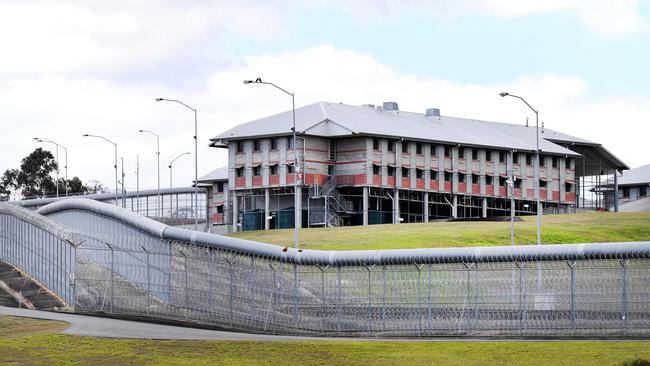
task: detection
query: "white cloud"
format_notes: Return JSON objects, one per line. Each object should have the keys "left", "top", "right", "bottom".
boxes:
{"left": 1, "top": 44, "right": 646, "bottom": 197}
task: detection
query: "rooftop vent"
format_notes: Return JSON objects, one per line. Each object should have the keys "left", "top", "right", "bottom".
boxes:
{"left": 425, "top": 108, "right": 440, "bottom": 118}
{"left": 383, "top": 101, "right": 399, "bottom": 111}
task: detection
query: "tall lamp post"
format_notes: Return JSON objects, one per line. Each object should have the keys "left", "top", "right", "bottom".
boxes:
{"left": 139, "top": 129, "right": 161, "bottom": 218}
{"left": 34, "top": 137, "right": 68, "bottom": 197}
{"left": 244, "top": 78, "right": 299, "bottom": 249}
{"left": 169, "top": 152, "right": 191, "bottom": 188}
{"left": 83, "top": 134, "right": 118, "bottom": 206}
{"left": 156, "top": 98, "right": 199, "bottom": 230}
{"left": 500, "top": 92, "right": 542, "bottom": 246}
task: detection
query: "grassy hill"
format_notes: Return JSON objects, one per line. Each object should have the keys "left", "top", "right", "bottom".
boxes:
{"left": 228, "top": 212, "right": 650, "bottom": 250}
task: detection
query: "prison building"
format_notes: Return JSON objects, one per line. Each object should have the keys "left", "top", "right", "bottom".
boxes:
{"left": 602, "top": 164, "right": 650, "bottom": 212}
{"left": 208, "top": 101, "right": 628, "bottom": 232}
{"left": 196, "top": 166, "right": 231, "bottom": 233}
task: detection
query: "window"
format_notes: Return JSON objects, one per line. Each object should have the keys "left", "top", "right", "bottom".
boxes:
{"left": 402, "top": 142, "right": 409, "bottom": 153}
{"left": 552, "top": 157, "right": 558, "bottom": 168}
{"left": 565, "top": 182, "right": 573, "bottom": 193}
{"left": 458, "top": 147, "right": 465, "bottom": 159}
{"left": 388, "top": 166, "right": 396, "bottom": 176}
{"left": 486, "top": 176, "right": 493, "bottom": 185}
{"left": 236, "top": 141, "right": 243, "bottom": 153}
{"left": 253, "top": 140, "right": 260, "bottom": 152}
{"left": 622, "top": 187, "right": 630, "bottom": 198}
{"left": 270, "top": 138, "right": 277, "bottom": 150}
{"left": 373, "top": 164, "right": 381, "bottom": 175}
{"left": 287, "top": 164, "right": 295, "bottom": 174}
{"left": 401, "top": 167, "right": 409, "bottom": 178}
{"left": 640, "top": 186, "right": 647, "bottom": 197}
{"left": 416, "top": 143, "right": 423, "bottom": 155}
{"left": 444, "top": 146, "right": 452, "bottom": 157}
{"left": 526, "top": 154, "right": 532, "bottom": 166}
{"left": 216, "top": 205, "right": 224, "bottom": 214}
{"left": 486, "top": 151, "right": 492, "bottom": 162}
{"left": 471, "top": 149, "right": 478, "bottom": 160}
{"left": 499, "top": 151, "right": 506, "bottom": 163}
{"left": 514, "top": 179, "right": 522, "bottom": 189}
{"left": 499, "top": 176, "right": 507, "bottom": 186}
{"left": 539, "top": 180, "right": 547, "bottom": 189}
{"left": 540, "top": 155, "right": 546, "bottom": 167}
{"left": 253, "top": 166, "right": 261, "bottom": 176}
{"left": 444, "top": 172, "right": 452, "bottom": 182}
{"left": 328, "top": 165, "right": 334, "bottom": 176}
{"left": 270, "top": 165, "right": 278, "bottom": 175}
{"left": 430, "top": 144, "right": 437, "bottom": 156}
{"left": 328, "top": 140, "right": 336, "bottom": 161}
{"left": 416, "top": 169, "right": 423, "bottom": 179}
{"left": 458, "top": 173, "right": 466, "bottom": 183}
{"left": 216, "top": 182, "right": 224, "bottom": 192}
{"left": 373, "top": 138, "right": 380, "bottom": 150}
{"left": 287, "top": 137, "right": 294, "bottom": 149}
{"left": 472, "top": 174, "right": 480, "bottom": 183}
{"left": 513, "top": 153, "right": 519, "bottom": 164}
{"left": 431, "top": 170, "right": 438, "bottom": 180}
{"left": 387, "top": 140, "right": 394, "bottom": 152}
{"left": 236, "top": 167, "right": 244, "bottom": 177}
{"left": 565, "top": 158, "right": 573, "bottom": 169}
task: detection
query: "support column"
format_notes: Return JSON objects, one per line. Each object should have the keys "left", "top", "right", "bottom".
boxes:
{"left": 452, "top": 195, "right": 458, "bottom": 219}
{"left": 423, "top": 192, "right": 429, "bottom": 223}
{"left": 264, "top": 188, "right": 270, "bottom": 230}
{"left": 232, "top": 193, "right": 239, "bottom": 232}
{"left": 362, "top": 186, "right": 369, "bottom": 226}
{"left": 393, "top": 189, "right": 400, "bottom": 224}
{"left": 614, "top": 171, "right": 619, "bottom": 212}
{"left": 482, "top": 197, "right": 488, "bottom": 218}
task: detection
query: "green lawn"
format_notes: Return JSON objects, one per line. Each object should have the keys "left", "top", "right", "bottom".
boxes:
{"left": 0, "top": 315, "right": 649, "bottom": 366}
{"left": 228, "top": 212, "right": 650, "bottom": 250}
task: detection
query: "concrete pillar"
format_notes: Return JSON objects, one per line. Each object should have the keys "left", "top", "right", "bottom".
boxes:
{"left": 614, "top": 172, "right": 619, "bottom": 212}
{"left": 362, "top": 186, "right": 369, "bottom": 226}
{"left": 482, "top": 197, "right": 488, "bottom": 218}
{"left": 232, "top": 193, "right": 239, "bottom": 232}
{"left": 452, "top": 195, "right": 457, "bottom": 219}
{"left": 264, "top": 188, "right": 270, "bottom": 230}
{"left": 393, "top": 189, "right": 400, "bottom": 224}
{"left": 423, "top": 192, "right": 429, "bottom": 223}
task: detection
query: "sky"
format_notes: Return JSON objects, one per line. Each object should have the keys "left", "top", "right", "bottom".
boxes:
{"left": 1, "top": 0, "right": 649, "bottom": 194}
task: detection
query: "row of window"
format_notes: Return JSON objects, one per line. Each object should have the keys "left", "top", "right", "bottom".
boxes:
{"left": 622, "top": 186, "right": 647, "bottom": 198}
{"left": 235, "top": 165, "right": 293, "bottom": 177}
{"left": 236, "top": 137, "right": 294, "bottom": 153}
{"left": 371, "top": 138, "right": 573, "bottom": 168}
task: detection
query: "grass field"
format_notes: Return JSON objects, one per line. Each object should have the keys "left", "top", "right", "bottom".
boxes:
{"left": 229, "top": 212, "right": 650, "bottom": 250}
{"left": 1, "top": 315, "right": 649, "bottom": 366}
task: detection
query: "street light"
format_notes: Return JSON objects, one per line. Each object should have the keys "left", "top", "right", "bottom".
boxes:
{"left": 139, "top": 129, "right": 161, "bottom": 218}
{"left": 82, "top": 134, "right": 118, "bottom": 206}
{"left": 244, "top": 77, "right": 299, "bottom": 249}
{"left": 169, "top": 152, "right": 191, "bottom": 188}
{"left": 34, "top": 137, "right": 67, "bottom": 197}
{"left": 500, "top": 91, "right": 542, "bottom": 246}
{"left": 156, "top": 98, "right": 199, "bottom": 230}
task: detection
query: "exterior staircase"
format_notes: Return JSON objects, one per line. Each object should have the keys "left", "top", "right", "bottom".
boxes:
{"left": 0, "top": 260, "right": 67, "bottom": 310}
{"left": 308, "top": 177, "right": 353, "bottom": 228}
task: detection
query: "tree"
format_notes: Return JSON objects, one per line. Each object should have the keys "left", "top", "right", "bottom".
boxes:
{"left": 0, "top": 148, "right": 58, "bottom": 199}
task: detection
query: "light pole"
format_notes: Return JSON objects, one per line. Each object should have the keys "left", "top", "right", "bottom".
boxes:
{"left": 139, "top": 129, "right": 161, "bottom": 218}
{"left": 244, "top": 77, "right": 299, "bottom": 249}
{"left": 83, "top": 134, "right": 118, "bottom": 206}
{"left": 34, "top": 138, "right": 67, "bottom": 197}
{"left": 156, "top": 98, "right": 199, "bottom": 230}
{"left": 500, "top": 92, "right": 542, "bottom": 246}
{"left": 169, "top": 152, "right": 191, "bottom": 188}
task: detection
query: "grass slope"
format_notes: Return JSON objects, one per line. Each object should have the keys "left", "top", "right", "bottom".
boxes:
{"left": 229, "top": 212, "right": 650, "bottom": 250}
{"left": 1, "top": 316, "right": 649, "bottom": 366}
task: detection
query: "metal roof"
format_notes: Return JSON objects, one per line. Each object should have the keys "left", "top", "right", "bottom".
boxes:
{"left": 618, "top": 164, "right": 650, "bottom": 186}
{"left": 210, "top": 102, "right": 600, "bottom": 156}
{"left": 197, "top": 166, "right": 228, "bottom": 183}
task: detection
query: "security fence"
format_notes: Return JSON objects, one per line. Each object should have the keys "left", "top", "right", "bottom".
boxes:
{"left": 1, "top": 198, "right": 649, "bottom": 337}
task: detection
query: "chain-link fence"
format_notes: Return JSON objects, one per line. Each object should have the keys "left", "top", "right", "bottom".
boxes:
{"left": 1, "top": 199, "right": 649, "bottom": 337}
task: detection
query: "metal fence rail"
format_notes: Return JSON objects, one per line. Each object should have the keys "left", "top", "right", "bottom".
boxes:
{"left": 1, "top": 198, "right": 649, "bottom": 337}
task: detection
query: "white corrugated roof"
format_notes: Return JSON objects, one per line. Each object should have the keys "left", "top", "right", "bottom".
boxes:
{"left": 619, "top": 164, "right": 650, "bottom": 186}
{"left": 197, "top": 166, "right": 228, "bottom": 183}
{"left": 210, "top": 102, "right": 600, "bottom": 156}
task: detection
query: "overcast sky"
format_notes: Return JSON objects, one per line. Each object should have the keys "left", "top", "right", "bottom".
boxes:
{"left": 1, "top": 0, "right": 649, "bottom": 193}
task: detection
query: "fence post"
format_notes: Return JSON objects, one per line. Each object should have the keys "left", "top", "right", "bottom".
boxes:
{"left": 381, "top": 265, "right": 387, "bottom": 333}
{"left": 250, "top": 256, "right": 256, "bottom": 323}
{"left": 316, "top": 264, "right": 327, "bottom": 335}
{"left": 620, "top": 259, "right": 628, "bottom": 336}
{"left": 336, "top": 265, "right": 342, "bottom": 333}
{"left": 224, "top": 255, "right": 234, "bottom": 328}
{"left": 362, "top": 264, "right": 374, "bottom": 333}
{"left": 142, "top": 245, "right": 151, "bottom": 316}
{"left": 516, "top": 261, "right": 526, "bottom": 334}
{"left": 568, "top": 261, "right": 576, "bottom": 333}
{"left": 415, "top": 263, "right": 424, "bottom": 337}
{"left": 178, "top": 249, "right": 188, "bottom": 315}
